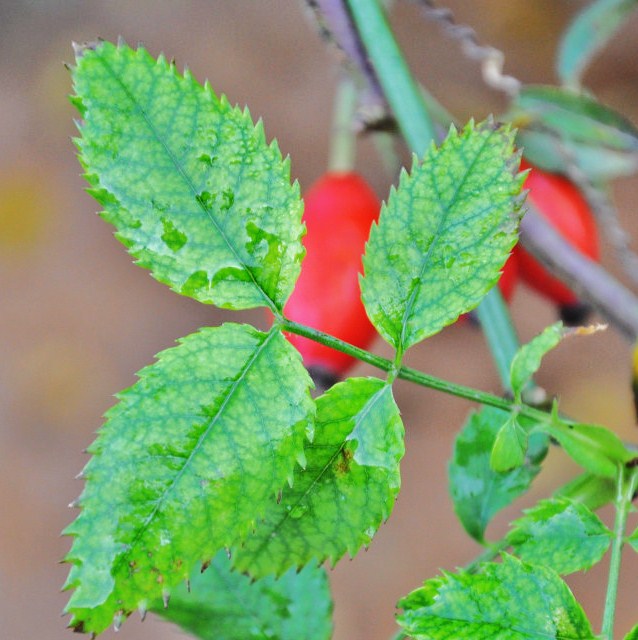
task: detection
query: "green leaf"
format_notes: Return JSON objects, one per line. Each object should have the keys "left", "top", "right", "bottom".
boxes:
{"left": 626, "top": 622, "right": 638, "bottom": 639}
{"left": 628, "top": 526, "right": 638, "bottom": 553}
{"left": 360, "top": 120, "right": 523, "bottom": 353}
{"left": 232, "top": 377, "right": 404, "bottom": 577}
{"left": 507, "top": 498, "right": 611, "bottom": 575}
{"left": 516, "top": 128, "right": 638, "bottom": 181}
{"left": 72, "top": 41, "right": 304, "bottom": 311}
{"left": 510, "top": 322, "right": 564, "bottom": 397}
{"left": 540, "top": 418, "right": 633, "bottom": 478}
{"left": 449, "top": 407, "right": 548, "bottom": 543}
{"left": 62, "top": 324, "right": 313, "bottom": 634}
{"left": 557, "top": 0, "right": 638, "bottom": 90}
{"left": 554, "top": 472, "right": 616, "bottom": 511}
{"left": 510, "top": 85, "right": 638, "bottom": 181}
{"left": 151, "top": 550, "right": 333, "bottom": 640}
{"left": 397, "top": 555, "right": 596, "bottom": 639}
{"left": 490, "top": 415, "right": 528, "bottom": 472}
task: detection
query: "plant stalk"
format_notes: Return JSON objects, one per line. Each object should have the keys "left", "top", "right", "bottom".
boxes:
{"left": 601, "top": 466, "right": 638, "bottom": 639}
{"left": 328, "top": 73, "right": 358, "bottom": 173}
{"left": 281, "top": 318, "right": 556, "bottom": 425}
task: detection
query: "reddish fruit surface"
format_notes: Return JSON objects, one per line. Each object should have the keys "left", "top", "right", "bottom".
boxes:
{"left": 282, "top": 172, "right": 380, "bottom": 379}
{"left": 497, "top": 249, "right": 519, "bottom": 302}
{"left": 515, "top": 160, "right": 600, "bottom": 306}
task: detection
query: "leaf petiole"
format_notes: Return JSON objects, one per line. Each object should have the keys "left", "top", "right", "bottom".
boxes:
{"left": 282, "top": 318, "right": 559, "bottom": 426}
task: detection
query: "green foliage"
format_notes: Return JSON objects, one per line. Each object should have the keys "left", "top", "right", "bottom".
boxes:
{"left": 64, "top": 30, "right": 638, "bottom": 639}
{"left": 233, "top": 377, "right": 404, "bottom": 577}
{"left": 626, "top": 623, "right": 638, "bottom": 639}
{"left": 72, "top": 41, "right": 304, "bottom": 312}
{"left": 557, "top": 0, "right": 638, "bottom": 90}
{"left": 490, "top": 415, "right": 528, "bottom": 472}
{"left": 507, "top": 498, "right": 612, "bottom": 575}
{"left": 628, "top": 525, "right": 638, "bottom": 553}
{"left": 510, "top": 85, "right": 638, "bottom": 180}
{"left": 509, "top": 322, "right": 564, "bottom": 399}
{"left": 63, "top": 324, "right": 313, "bottom": 634}
{"left": 397, "top": 555, "right": 596, "bottom": 639}
{"left": 540, "top": 416, "right": 633, "bottom": 478}
{"left": 449, "top": 407, "right": 548, "bottom": 543}
{"left": 151, "top": 550, "right": 333, "bottom": 640}
{"left": 360, "top": 120, "right": 523, "bottom": 354}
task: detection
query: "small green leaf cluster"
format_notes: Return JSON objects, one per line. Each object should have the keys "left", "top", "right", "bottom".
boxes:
{"left": 64, "top": 40, "right": 526, "bottom": 637}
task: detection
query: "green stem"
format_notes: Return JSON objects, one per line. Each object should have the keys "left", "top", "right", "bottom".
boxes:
{"left": 328, "top": 73, "right": 358, "bottom": 173}
{"left": 601, "top": 466, "right": 638, "bottom": 639}
{"left": 281, "top": 318, "right": 557, "bottom": 425}
{"left": 475, "top": 287, "right": 520, "bottom": 393}
{"left": 464, "top": 537, "right": 510, "bottom": 574}
{"left": 345, "top": 0, "right": 436, "bottom": 154}
{"left": 345, "top": 0, "right": 522, "bottom": 386}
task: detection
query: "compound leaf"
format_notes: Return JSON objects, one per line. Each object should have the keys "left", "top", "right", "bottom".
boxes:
{"left": 361, "top": 120, "right": 523, "bottom": 353}
{"left": 63, "top": 324, "right": 313, "bottom": 634}
{"left": 152, "top": 550, "right": 332, "bottom": 640}
{"left": 507, "top": 498, "right": 611, "bottom": 575}
{"left": 232, "top": 377, "right": 404, "bottom": 577}
{"left": 397, "top": 555, "right": 596, "bottom": 639}
{"left": 449, "top": 406, "right": 548, "bottom": 543}
{"left": 558, "top": 0, "right": 638, "bottom": 90}
{"left": 72, "top": 41, "right": 304, "bottom": 311}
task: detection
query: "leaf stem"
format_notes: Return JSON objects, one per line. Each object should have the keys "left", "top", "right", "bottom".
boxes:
{"left": 281, "top": 318, "right": 556, "bottom": 425}
{"left": 601, "top": 465, "right": 638, "bottom": 639}
{"left": 463, "top": 537, "right": 510, "bottom": 574}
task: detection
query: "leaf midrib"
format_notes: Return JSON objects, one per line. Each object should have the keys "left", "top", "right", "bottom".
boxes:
{"left": 92, "top": 47, "right": 276, "bottom": 310}
{"left": 111, "top": 327, "right": 279, "bottom": 577}
{"left": 397, "top": 130, "right": 493, "bottom": 352}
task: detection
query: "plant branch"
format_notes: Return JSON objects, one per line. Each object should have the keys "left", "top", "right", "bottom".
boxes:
{"left": 601, "top": 465, "right": 638, "bottom": 639}
{"left": 520, "top": 205, "right": 638, "bottom": 342}
{"left": 281, "top": 318, "right": 559, "bottom": 425}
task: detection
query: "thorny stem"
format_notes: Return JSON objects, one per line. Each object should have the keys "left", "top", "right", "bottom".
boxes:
{"left": 601, "top": 466, "right": 638, "bottom": 639}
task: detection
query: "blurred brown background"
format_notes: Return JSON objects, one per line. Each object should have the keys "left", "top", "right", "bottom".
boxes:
{"left": 2, "top": 1, "right": 638, "bottom": 638}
